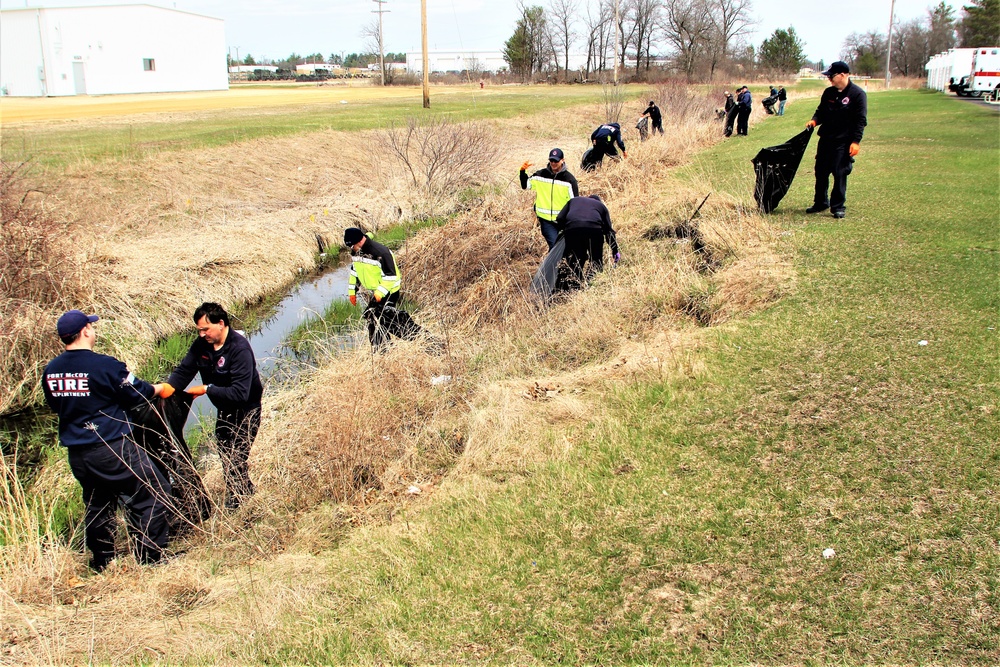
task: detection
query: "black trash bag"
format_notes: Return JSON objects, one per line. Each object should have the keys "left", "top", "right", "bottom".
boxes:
{"left": 724, "top": 104, "right": 739, "bottom": 136}
{"left": 751, "top": 128, "right": 813, "bottom": 213}
{"left": 129, "top": 392, "right": 212, "bottom": 534}
{"left": 580, "top": 147, "right": 600, "bottom": 172}
{"left": 530, "top": 235, "right": 567, "bottom": 303}
{"left": 761, "top": 94, "right": 777, "bottom": 115}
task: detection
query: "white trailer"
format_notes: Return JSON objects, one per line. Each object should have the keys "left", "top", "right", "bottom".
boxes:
{"left": 925, "top": 48, "right": 976, "bottom": 92}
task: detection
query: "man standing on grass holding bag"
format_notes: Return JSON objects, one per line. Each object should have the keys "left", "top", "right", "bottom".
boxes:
{"left": 805, "top": 60, "right": 868, "bottom": 219}
{"left": 166, "top": 302, "right": 262, "bottom": 510}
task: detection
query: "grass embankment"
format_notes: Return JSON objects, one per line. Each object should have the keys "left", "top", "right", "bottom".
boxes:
{"left": 238, "top": 91, "right": 998, "bottom": 663}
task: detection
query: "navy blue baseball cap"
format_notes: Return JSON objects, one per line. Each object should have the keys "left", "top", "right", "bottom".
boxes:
{"left": 548, "top": 148, "right": 564, "bottom": 161}
{"left": 57, "top": 310, "right": 98, "bottom": 337}
{"left": 822, "top": 61, "right": 850, "bottom": 76}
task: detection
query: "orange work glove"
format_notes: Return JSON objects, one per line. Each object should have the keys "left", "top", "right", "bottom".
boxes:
{"left": 520, "top": 161, "right": 532, "bottom": 172}
{"left": 622, "top": 151, "right": 628, "bottom": 159}
{"left": 805, "top": 120, "right": 817, "bottom": 129}
{"left": 349, "top": 294, "right": 357, "bottom": 306}
{"left": 155, "top": 382, "right": 175, "bottom": 399}
{"left": 373, "top": 293, "right": 383, "bottom": 303}
{"left": 849, "top": 142, "right": 860, "bottom": 157}
{"left": 186, "top": 385, "right": 208, "bottom": 396}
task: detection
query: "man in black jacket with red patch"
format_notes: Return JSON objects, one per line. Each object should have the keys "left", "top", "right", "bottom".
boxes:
{"left": 805, "top": 61, "right": 868, "bottom": 219}
{"left": 167, "top": 302, "right": 263, "bottom": 510}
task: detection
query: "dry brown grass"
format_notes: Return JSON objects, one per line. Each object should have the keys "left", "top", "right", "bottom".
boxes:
{"left": 1, "top": 86, "right": 792, "bottom": 663}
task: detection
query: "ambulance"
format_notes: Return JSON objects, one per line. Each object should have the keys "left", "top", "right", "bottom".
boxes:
{"left": 967, "top": 47, "right": 1000, "bottom": 97}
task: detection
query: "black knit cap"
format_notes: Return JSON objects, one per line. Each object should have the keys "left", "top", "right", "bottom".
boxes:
{"left": 344, "top": 227, "right": 365, "bottom": 246}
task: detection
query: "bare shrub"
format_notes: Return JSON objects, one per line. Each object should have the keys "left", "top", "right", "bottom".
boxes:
{"left": 0, "top": 161, "right": 89, "bottom": 414}
{"left": 652, "top": 80, "right": 720, "bottom": 125}
{"left": 372, "top": 117, "right": 500, "bottom": 199}
{"left": 601, "top": 82, "right": 627, "bottom": 124}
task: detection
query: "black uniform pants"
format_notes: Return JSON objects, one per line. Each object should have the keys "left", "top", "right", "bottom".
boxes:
{"left": 67, "top": 438, "right": 170, "bottom": 570}
{"left": 216, "top": 405, "right": 260, "bottom": 508}
{"left": 561, "top": 229, "right": 605, "bottom": 289}
{"left": 591, "top": 141, "right": 620, "bottom": 164}
{"left": 363, "top": 291, "right": 423, "bottom": 351}
{"left": 724, "top": 106, "right": 738, "bottom": 136}
{"left": 736, "top": 106, "right": 751, "bottom": 135}
{"left": 652, "top": 118, "right": 663, "bottom": 134}
{"left": 814, "top": 140, "right": 854, "bottom": 213}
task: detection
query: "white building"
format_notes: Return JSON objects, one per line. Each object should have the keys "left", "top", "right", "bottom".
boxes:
{"left": 0, "top": 4, "right": 227, "bottom": 97}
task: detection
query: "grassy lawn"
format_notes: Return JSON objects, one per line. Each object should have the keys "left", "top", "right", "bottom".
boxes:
{"left": 1, "top": 84, "right": 631, "bottom": 168}
{"left": 240, "top": 89, "right": 999, "bottom": 663}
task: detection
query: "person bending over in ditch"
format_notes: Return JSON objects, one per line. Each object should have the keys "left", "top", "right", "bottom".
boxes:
{"left": 166, "top": 302, "right": 263, "bottom": 510}
{"left": 344, "top": 227, "right": 425, "bottom": 351}
{"left": 555, "top": 194, "right": 620, "bottom": 290}
{"left": 590, "top": 122, "right": 627, "bottom": 163}
{"left": 42, "top": 309, "right": 175, "bottom": 571}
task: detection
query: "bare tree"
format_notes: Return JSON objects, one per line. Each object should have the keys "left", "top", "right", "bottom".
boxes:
{"left": 706, "top": 0, "right": 754, "bottom": 79}
{"left": 625, "top": 0, "right": 660, "bottom": 76}
{"left": 892, "top": 18, "right": 930, "bottom": 76}
{"left": 660, "top": 0, "right": 713, "bottom": 80}
{"left": 549, "top": 0, "right": 578, "bottom": 81}
{"left": 583, "top": 0, "right": 615, "bottom": 78}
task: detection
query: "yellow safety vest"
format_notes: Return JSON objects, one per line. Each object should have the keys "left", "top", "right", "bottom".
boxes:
{"left": 528, "top": 176, "right": 574, "bottom": 222}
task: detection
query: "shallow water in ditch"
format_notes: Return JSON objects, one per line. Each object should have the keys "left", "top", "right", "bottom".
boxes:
{"left": 184, "top": 263, "right": 353, "bottom": 433}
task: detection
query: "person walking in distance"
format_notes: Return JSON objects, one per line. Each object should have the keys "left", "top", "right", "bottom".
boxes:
{"left": 519, "top": 148, "right": 579, "bottom": 249}
{"left": 805, "top": 61, "right": 868, "bottom": 219}
{"left": 777, "top": 86, "right": 787, "bottom": 116}
{"left": 736, "top": 86, "right": 752, "bottom": 136}
{"left": 42, "top": 310, "right": 175, "bottom": 571}
{"left": 167, "top": 302, "right": 263, "bottom": 510}
{"left": 641, "top": 100, "right": 664, "bottom": 135}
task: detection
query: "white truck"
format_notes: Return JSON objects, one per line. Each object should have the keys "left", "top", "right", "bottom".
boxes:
{"left": 968, "top": 47, "right": 1000, "bottom": 99}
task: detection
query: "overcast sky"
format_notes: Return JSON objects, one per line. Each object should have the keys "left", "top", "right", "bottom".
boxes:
{"left": 2, "top": 0, "right": 961, "bottom": 65}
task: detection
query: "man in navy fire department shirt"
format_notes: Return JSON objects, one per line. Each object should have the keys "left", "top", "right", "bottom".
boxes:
{"left": 42, "top": 309, "right": 173, "bottom": 571}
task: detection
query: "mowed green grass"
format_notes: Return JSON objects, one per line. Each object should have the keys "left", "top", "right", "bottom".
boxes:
{"left": 231, "top": 90, "right": 999, "bottom": 663}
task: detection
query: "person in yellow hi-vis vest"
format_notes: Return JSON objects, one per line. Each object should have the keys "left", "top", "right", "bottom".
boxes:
{"left": 519, "top": 148, "right": 579, "bottom": 249}
{"left": 344, "top": 227, "right": 425, "bottom": 351}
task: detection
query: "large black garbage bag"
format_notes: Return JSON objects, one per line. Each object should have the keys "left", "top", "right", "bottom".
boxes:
{"left": 130, "top": 392, "right": 212, "bottom": 534}
{"left": 530, "top": 235, "right": 567, "bottom": 303}
{"left": 581, "top": 147, "right": 600, "bottom": 172}
{"left": 751, "top": 128, "right": 813, "bottom": 213}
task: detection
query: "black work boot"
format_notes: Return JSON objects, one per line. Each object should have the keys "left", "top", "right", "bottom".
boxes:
{"left": 806, "top": 204, "right": 829, "bottom": 214}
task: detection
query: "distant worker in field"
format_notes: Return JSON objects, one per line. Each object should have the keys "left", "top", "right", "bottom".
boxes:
{"left": 723, "top": 91, "right": 737, "bottom": 136}
{"left": 555, "top": 194, "right": 620, "bottom": 289}
{"left": 519, "top": 148, "right": 580, "bottom": 249}
{"left": 641, "top": 100, "right": 664, "bottom": 135}
{"left": 167, "top": 302, "right": 263, "bottom": 510}
{"left": 590, "top": 122, "right": 627, "bottom": 162}
{"left": 805, "top": 61, "right": 868, "bottom": 219}
{"left": 736, "top": 86, "right": 752, "bottom": 136}
{"left": 42, "top": 310, "right": 174, "bottom": 571}
{"left": 777, "top": 86, "right": 787, "bottom": 116}
{"left": 344, "top": 227, "right": 426, "bottom": 350}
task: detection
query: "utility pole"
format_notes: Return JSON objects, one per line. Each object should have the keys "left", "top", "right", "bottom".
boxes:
{"left": 884, "top": 0, "right": 896, "bottom": 89}
{"left": 421, "top": 0, "right": 430, "bottom": 107}
{"left": 373, "top": 0, "right": 389, "bottom": 86}
{"left": 613, "top": 0, "right": 620, "bottom": 85}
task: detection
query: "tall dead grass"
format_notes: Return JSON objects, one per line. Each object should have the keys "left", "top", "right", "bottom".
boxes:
{"left": 1, "top": 86, "right": 794, "bottom": 662}
{"left": 0, "top": 161, "right": 90, "bottom": 414}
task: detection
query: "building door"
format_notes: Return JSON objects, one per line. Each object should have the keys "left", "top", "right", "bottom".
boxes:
{"left": 72, "top": 61, "right": 87, "bottom": 95}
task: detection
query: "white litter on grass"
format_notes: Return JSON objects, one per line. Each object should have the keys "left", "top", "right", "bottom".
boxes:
{"left": 823, "top": 548, "right": 836, "bottom": 559}
{"left": 406, "top": 485, "right": 422, "bottom": 495}
{"left": 918, "top": 340, "right": 929, "bottom": 346}
{"left": 340, "top": 100, "right": 348, "bottom": 104}
{"left": 430, "top": 375, "right": 452, "bottom": 386}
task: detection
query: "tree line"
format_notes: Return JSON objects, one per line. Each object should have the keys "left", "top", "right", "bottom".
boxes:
{"left": 503, "top": 0, "right": 999, "bottom": 82}
{"left": 226, "top": 52, "right": 407, "bottom": 70}
{"left": 842, "top": 0, "right": 998, "bottom": 77}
